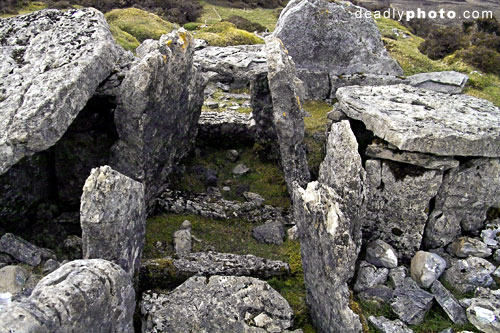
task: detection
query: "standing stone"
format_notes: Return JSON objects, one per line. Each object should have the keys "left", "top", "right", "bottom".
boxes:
{"left": 0, "top": 8, "right": 119, "bottom": 175}
{"left": 111, "top": 29, "right": 206, "bottom": 209}
{"left": 173, "top": 220, "right": 192, "bottom": 257}
{"left": 140, "top": 275, "right": 294, "bottom": 333}
{"left": 0, "top": 259, "right": 135, "bottom": 333}
{"left": 273, "top": 0, "right": 402, "bottom": 98}
{"left": 431, "top": 280, "right": 467, "bottom": 325}
{"left": 366, "top": 239, "right": 398, "bottom": 269}
{"left": 410, "top": 251, "right": 447, "bottom": 288}
{"left": 80, "top": 166, "right": 146, "bottom": 278}
{"left": 265, "top": 36, "right": 310, "bottom": 193}
{"left": 365, "top": 159, "right": 443, "bottom": 259}
{"left": 426, "top": 158, "right": 500, "bottom": 247}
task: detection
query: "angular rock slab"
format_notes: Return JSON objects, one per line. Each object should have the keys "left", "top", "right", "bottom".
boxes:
{"left": 336, "top": 84, "right": 500, "bottom": 157}
{"left": 265, "top": 36, "right": 310, "bottom": 192}
{"left": 111, "top": 29, "right": 206, "bottom": 207}
{"left": 368, "top": 316, "right": 414, "bottom": 333}
{"left": 140, "top": 275, "right": 294, "bottom": 333}
{"left": 273, "top": 0, "right": 402, "bottom": 76}
{"left": 364, "top": 159, "right": 443, "bottom": 259}
{"left": 0, "top": 259, "right": 135, "bottom": 333}
{"left": 425, "top": 158, "right": 500, "bottom": 248}
{"left": 408, "top": 71, "right": 468, "bottom": 95}
{"left": 81, "top": 166, "right": 146, "bottom": 278}
{"left": 391, "top": 278, "right": 434, "bottom": 325}
{"left": 0, "top": 8, "right": 119, "bottom": 175}
{"left": 431, "top": 280, "right": 467, "bottom": 325}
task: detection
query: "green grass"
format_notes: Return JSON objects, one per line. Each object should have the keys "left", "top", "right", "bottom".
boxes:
{"left": 376, "top": 16, "right": 500, "bottom": 107}
{"left": 194, "top": 21, "right": 263, "bottom": 46}
{"left": 197, "top": 1, "right": 279, "bottom": 32}
{"left": 0, "top": 1, "right": 47, "bottom": 18}
{"left": 302, "top": 100, "right": 331, "bottom": 178}
{"left": 105, "top": 8, "right": 176, "bottom": 44}
{"left": 144, "top": 213, "right": 314, "bottom": 331}
{"left": 109, "top": 24, "right": 140, "bottom": 52}
{"left": 169, "top": 144, "right": 290, "bottom": 207}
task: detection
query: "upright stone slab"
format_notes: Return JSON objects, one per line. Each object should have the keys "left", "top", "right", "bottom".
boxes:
{"left": 0, "top": 8, "right": 119, "bottom": 175}
{"left": 292, "top": 121, "right": 365, "bottom": 332}
{"left": 364, "top": 160, "right": 443, "bottom": 259}
{"left": 81, "top": 166, "right": 146, "bottom": 278}
{"left": 0, "top": 259, "right": 135, "bottom": 333}
{"left": 273, "top": 0, "right": 402, "bottom": 98}
{"left": 265, "top": 37, "right": 310, "bottom": 192}
{"left": 111, "top": 29, "right": 206, "bottom": 208}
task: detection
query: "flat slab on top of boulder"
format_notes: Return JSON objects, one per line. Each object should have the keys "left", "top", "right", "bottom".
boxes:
{"left": 140, "top": 275, "right": 294, "bottom": 333}
{"left": 0, "top": 8, "right": 119, "bottom": 175}
{"left": 336, "top": 84, "right": 500, "bottom": 157}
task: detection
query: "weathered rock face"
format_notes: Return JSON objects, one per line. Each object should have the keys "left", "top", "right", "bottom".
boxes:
{"left": 140, "top": 275, "right": 294, "bottom": 333}
{"left": 336, "top": 85, "right": 500, "bottom": 157}
{"left": 265, "top": 36, "right": 310, "bottom": 193}
{"left": 0, "top": 8, "right": 119, "bottom": 175}
{"left": 0, "top": 259, "right": 135, "bottom": 333}
{"left": 292, "top": 119, "right": 365, "bottom": 332}
{"left": 364, "top": 159, "right": 443, "bottom": 259}
{"left": 273, "top": 0, "right": 402, "bottom": 98}
{"left": 81, "top": 166, "right": 146, "bottom": 278}
{"left": 407, "top": 71, "right": 468, "bottom": 95}
{"left": 140, "top": 252, "right": 290, "bottom": 290}
{"left": 110, "top": 29, "right": 206, "bottom": 208}
{"left": 425, "top": 158, "right": 500, "bottom": 248}
{"left": 194, "top": 44, "right": 267, "bottom": 89}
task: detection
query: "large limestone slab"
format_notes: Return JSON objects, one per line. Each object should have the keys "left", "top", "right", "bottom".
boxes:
{"left": 408, "top": 71, "right": 468, "bottom": 95}
{"left": 81, "top": 166, "right": 146, "bottom": 278}
{"left": 336, "top": 84, "right": 500, "bottom": 157}
{"left": 0, "top": 9, "right": 119, "bottom": 175}
{"left": 110, "top": 29, "right": 206, "bottom": 207}
{"left": 0, "top": 259, "right": 135, "bottom": 333}
{"left": 140, "top": 275, "right": 294, "bottom": 332}
{"left": 365, "top": 159, "right": 443, "bottom": 259}
{"left": 265, "top": 37, "right": 310, "bottom": 192}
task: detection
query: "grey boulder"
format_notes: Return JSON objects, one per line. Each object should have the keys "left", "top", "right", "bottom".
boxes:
{"left": 366, "top": 239, "right": 398, "bottom": 268}
{"left": 0, "top": 233, "right": 55, "bottom": 267}
{"left": 252, "top": 222, "right": 285, "bottom": 245}
{"left": 0, "top": 259, "right": 135, "bottom": 333}
{"left": 441, "top": 257, "right": 496, "bottom": 294}
{"left": 447, "top": 237, "right": 492, "bottom": 258}
{"left": 410, "top": 251, "right": 447, "bottom": 288}
{"left": 140, "top": 275, "right": 294, "bottom": 333}
{"left": 0, "top": 8, "right": 119, "bottom": 175}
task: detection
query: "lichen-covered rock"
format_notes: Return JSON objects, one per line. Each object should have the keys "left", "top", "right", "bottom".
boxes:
{"left": 410, "top": 251, "right": 447, "bottom": 288}
{"left": 407, "top": 71, "right": 468, "bottom": 95}
{"left": 140, "top": 275, "right": 294, "bottom": 332}
{"left": 442, "top": 257, "right": 496, "bottom": 294}
{"left": 0, "top": 233, "right": 55, "bottom": 267}
{"left": 194, "top": 44, "right": 267, "bottom": 88}
{"left": 391, "top": 278, "right": 434, "bottom": 325}
{"left": 110, "top": 29, "right": 206, "bottom": 208}
{"left": 0, "top": 8, "right": 119, "bottom": 175}
{"left": 140, "top": 252, "right": 290, "bottom": 290}
{"left": 466, "top": 288, "right": 500, "bottom": 333}
{"left": 425, "top": 158, "right": 500, "bottom": 248}
{"left": 265, "top": 36, "right": 310, "bottom": 193}
{"left": 336, "top": 85, "right": 500, "bottom": 157}
{"left": 252, "top": 222, "right": 285, "bottom": 245}
{"left": 368, "top": 316, "right": 414, "bottom": 333}
{"left": 0, "top": 259, "right": 135, "bottom": 333}
{"left": 364, "top": 159, "right": 443, "bottom": 259}
{"left": 81, "top": 166, "right": 146, "bottom": 278}
{"left": 430, "top": 280, "right": 467, "bottom": 325}
{"left": 366, "top": 239, "right": 398, "bottom": 269}
{"left": 447, "top": 237, "right": 492, "bottom": 258}
{"left": 354, "top": 261, "right": 389, "bottom": 292}
{"left": 273, "top": 0, "right": 402, "bottom": 97}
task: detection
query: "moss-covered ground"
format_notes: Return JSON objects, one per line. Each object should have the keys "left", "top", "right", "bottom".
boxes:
{"left": 202, "top": 88, "right": 253, "bottom": 114}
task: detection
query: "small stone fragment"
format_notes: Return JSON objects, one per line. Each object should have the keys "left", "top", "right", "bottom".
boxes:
{"left": 226, "top": 149, "right": 239, "bottom": 162}
{"left": 243, "top": 191, "right": 265, "bottom": 205}
{"left": 389, "top": 266, "right": 408, "bottom": 288}
{"left": 0, "top": 233, "right": 47, "bottom": 267}
{"left": 174, "top": 221, "right": 192, "bottom": 257}
{"left": 368, "top": 316, "right": 414, "bottom": 333}
{"left": 232, "top": 163, "right": 250, "bottom": 176}
{"left": 366, "top": 239, "right": 398, "bottom": 268}
{"left": 354, "top": 261, "right": 389, "bottom": 292}
{"left": 41, "top": 259, "right": 60, "bottom": 275}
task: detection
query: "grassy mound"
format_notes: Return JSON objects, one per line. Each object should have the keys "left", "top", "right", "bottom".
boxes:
{"left": 194, "top": 21, "right": 263, "bottom": 46}
{"left": 109, "top": 24, "right": 140, "bottom": 52}
{"left": 105, "top": 8, "right": 175, "bottom": 44}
